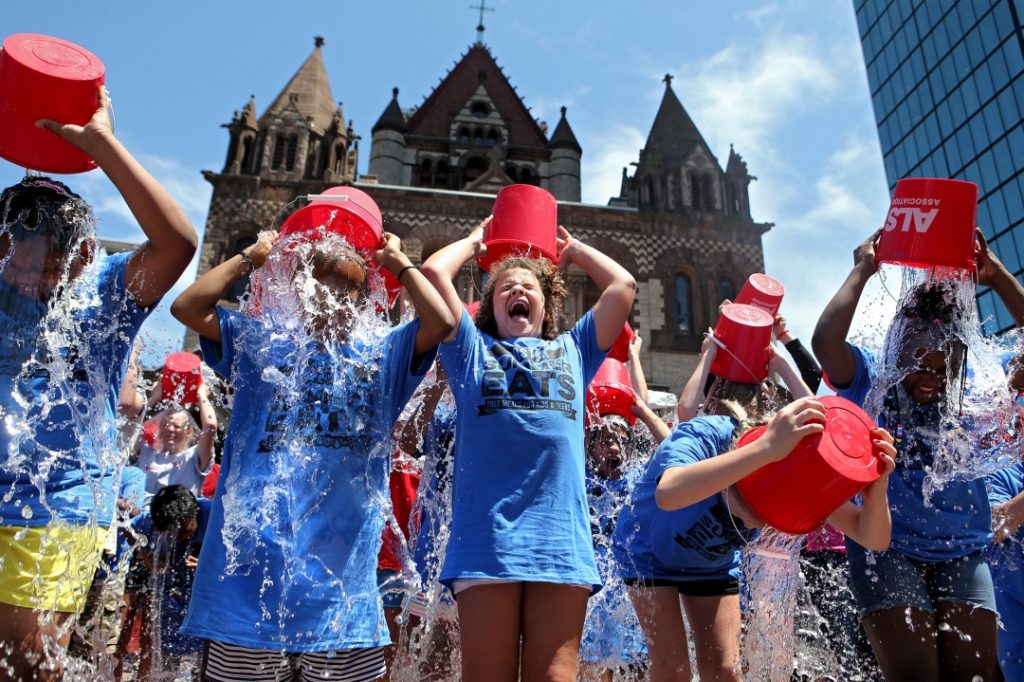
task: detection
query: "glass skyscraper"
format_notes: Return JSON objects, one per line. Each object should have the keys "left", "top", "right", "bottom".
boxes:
{"left": 854, "top": 0, "right": 1024, "bottom": 333}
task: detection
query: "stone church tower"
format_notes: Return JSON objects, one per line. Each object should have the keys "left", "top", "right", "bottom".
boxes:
{"left": 195, "top": 37, "right": 771, "bottom": 393}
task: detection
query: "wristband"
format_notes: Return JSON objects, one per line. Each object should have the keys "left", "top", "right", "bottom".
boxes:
{"left": 396, "top": 264, "right": 418, "bottom": 282}
{"left": 238, "top": 251, "right": 255, "bottom": 274}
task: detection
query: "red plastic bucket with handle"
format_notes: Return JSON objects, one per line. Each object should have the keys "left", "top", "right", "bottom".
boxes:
{"left": 734, "top": 273, "right": 784, "bottom": 317}
{"left": 586, "top": 358, "right": 637, "bottom": 425}
{"left": 0, "top": 33, "right": 105, "bottom": 174}
{"left": 709, "top": 304, "right": 774, "bottom": 383}
{"left": 607, "top": 323, "right": 634, "bottom": 362}
{"left": 161, "top": 352, "right": 202, "bottom": 406}
{"left": 735, "top": 395, "right": 884, "bottom": 535}
{"left": 279, "top": 186, "right": 401, "bottom": 302}
{"left": 477, "top": 184, "right": 559, "bottom": 272}
{"left": 876, "top": 177, "right": 977, "bottom": 271}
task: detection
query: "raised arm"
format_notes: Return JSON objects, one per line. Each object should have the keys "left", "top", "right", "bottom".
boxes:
{"left": 993, "top": 489, "right": 1024, "bottom": 544}
{"left": 655, "top": 397, "right": 826, "bottom": 511}
{"left": 558, "top": 228, "right": 636, "bottom": 351}
{"left": 195, "top": 383, "right": 218, "bottom": 473}
{"left": 396, "top": 371, "right": 448, "bottom": 456}
{"left": 775, "top": 315, "right": 822, "bottom": 393}
{"left": 633, "top": 398, "right": 671, "bottom": 445}
{"left": 768, "top": 348, "right": 814, "bottom": 400}
{"left": 375, "top": 233, "right": 455, "bottom": 357}
{"left": 171, "top": 234, "right": 275, "bottom": 343}
{"left": 677, "top": 332, "right": 717, "bottom": 422}
{"left": 976, "top": 230, "right": 1024, "bottom": 391}
{"left": 119, "top": 341, "right": 146, "bottom": 421}
{"left": 37, "top": 89, "right": 197, "bottom": 308}
{"left": 627, "top": 333, "right": 649, "bottom": 403}
{"left": 811, "top": 230, "right": 880, "bottom": 388}
{"left": 421, "top": 218, "right": 489, "bottom": 341}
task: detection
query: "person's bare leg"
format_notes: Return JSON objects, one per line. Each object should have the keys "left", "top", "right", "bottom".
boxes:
{"left": 628, "top": 586, "right": 691, "bottom": 682}
{"left": 381, "top": 605, "right": 402, "bottom": 681}
{"left": 862, "top": 606, "right": 939, "bottom": 681}
{"left": 520, "top": 583, "right": 589, "bottom": 682}
{"left": 457, "top": 582, "right": 522, "bottom": 682}
{"left": 682, "top": 594, "right": 741, "bottom": 681}
{"left": 0, "top": 601, "right": 74, "bottom": 682}
{"left": 934, "top": 601, "right": 999, "bottom": 682}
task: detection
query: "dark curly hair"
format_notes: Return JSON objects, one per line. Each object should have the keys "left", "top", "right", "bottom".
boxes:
{"left": 475, "top": 255, "right": 567, "bottom": 340}
{"left": 0, "top": 176, "right": 90, "bottom": 254}
{"left": 151, "top": 484, "right": 199, "bottom": 533}
{"left": 902, "top": 282, "right": 962, "bottom": 325}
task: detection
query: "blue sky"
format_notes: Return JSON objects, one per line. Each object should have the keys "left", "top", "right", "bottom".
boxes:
{"left": 1, "top": 0, "right": 898, "bottom": 366}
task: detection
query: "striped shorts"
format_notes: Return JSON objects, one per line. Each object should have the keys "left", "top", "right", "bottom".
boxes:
{"left": 199, "top": 639, "right": 387, "bottom": 682}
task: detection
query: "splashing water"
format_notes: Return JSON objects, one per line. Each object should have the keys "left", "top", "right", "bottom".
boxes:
{"left": 862, "top": 265, "right": 1023, "bottom": 497}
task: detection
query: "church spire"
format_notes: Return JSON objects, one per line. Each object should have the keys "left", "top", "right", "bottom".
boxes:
{"left": 259, "top": 36, "right": 336, "bottom": 134}
{"left": 470, "top": 0, "right": 495, "bottom": 45}
{"left": 642, "top": 73, "right": 710, "bottom": 163}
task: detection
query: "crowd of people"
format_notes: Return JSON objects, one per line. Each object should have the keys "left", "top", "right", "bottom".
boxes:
{"left": 1, "top": 91, "right": 1023, "bottom": 682}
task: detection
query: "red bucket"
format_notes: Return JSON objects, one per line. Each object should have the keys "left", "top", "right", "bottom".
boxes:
{"left": 734, "top": 273, "right": 784, "bottom": 317}
{"left": 876, "top": 177, "right": 978, "bottom": 271}
{"left": 280, "top": 186, "right": 401, "bottom": 302}
{"left": 586, "top": 358, "right": 637, "bottom": 425}
{"left": 607, "top": 323, "right": 635, "bottom": 362}
{"left": 735, "top": 396, "right": 884, "bottom": 535}
{"left": 709, "top": 303, "right": 774, "bottom": 383}
{"left": 0, "top": 34, "right": 104, "bottom": 174}
{"left": 141, "top": 418, "right": 160, "bottom": 449}
{"left": 161, "top": 352, "right": 202, "bottom": 406}
{"left": 477, "top": 184, "right": 559, "bottom": 272}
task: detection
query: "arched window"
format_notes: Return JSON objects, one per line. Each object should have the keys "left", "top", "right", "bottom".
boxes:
{"left": 520, "top": 167, "right": 536, "bottom": 186}
{"left": 471, "top": 101, "right": 490, "bottom": 118}
{"left": 505, "top": 165, "right": 517, "bottom": 182}
{"left": 691, "top": 173, "right": 715, "bottom": 210}
{"left": 717, "top": 277, "right": 736, "bottom": 305}
{"left": 284, "top": 135, "right": 298, "bottom": 171}
{"left": 272, "top": 134, "right": 299, "bottom": 171}
{"left": 463, "top": 156, "right": 488, "bottom": 185}
{"left": 458, "top": 126, "right": 470, "bottom": 144}
{"left": 487, "top": 130, "right": 499, "bottom": 147}
{"left": 644, "top": 175, "right": 655, "bottom": 205}
{"left": 435, "top": 161, "right": 449, "bottom": 188}
{"left": 418, "top": 159, "right": 433, "bottom": 186}
{"left": 271, "top": 134, "right": 286, "bottom": 170}
{"left": 473, "top": 128, "right": 484, "bottom": 145}
{"left": 226, "top": 237, "right": 257, "bottom": 303}
{"left": 240, "top": 136, "right": 254, "bottom": 173}
{"left": 675, "top": 274, "right": 692, "bottom": 333}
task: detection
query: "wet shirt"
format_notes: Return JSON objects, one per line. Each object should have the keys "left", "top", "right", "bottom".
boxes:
{"left": 839, "top": 344, "right": 992, "bottom": 561}
{"left": 0, "top": 252, "right": 152, "bottom": 527}
{"left": 182, "top": 307, "right": 433, "bottom": 652}
{"left": 986, "top": 463, "right": 1024, "bottom": 679}
{"left": 412, "top": 403, "right": 456, "bottom": 583}
{"left": 437, "top": 311, "right": 604, "bottom": 590}
{"left": 612, "top": 416, "right": 753, "bottom": 582}
{"left": 135, "top": 444, "right": 210, "bottom": 505}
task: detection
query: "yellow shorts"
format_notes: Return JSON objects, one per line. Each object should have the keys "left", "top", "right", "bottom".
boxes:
{"left": 0, "top": 524, "right": 108, "bottom": 613}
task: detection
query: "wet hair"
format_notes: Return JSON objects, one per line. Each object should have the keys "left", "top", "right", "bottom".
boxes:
{"left": 156, "top": 405, "right": 200, "bottom": 443}
{"left": 310, "top": 239, "right": 368, "bottom": 293}
{"left": 476, "top": 255, "right": 567, "bottom": 340}
{"left": 894, "top": 281, "right": 968, "bottom": 380}
{"left": 150, "top": 485, "right": 199, "bottom": 532}
{"left": 706, "top": 379, "right": 781, "bottom": 424}
{"left": 0, "top": 176, "right": 92, "bottom": 254}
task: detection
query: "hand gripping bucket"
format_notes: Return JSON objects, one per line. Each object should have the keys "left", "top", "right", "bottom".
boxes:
{"left": 161, "top": 352, "right": 203, "bottom": 406}
{"left": 734, "top": 274, "right": 784, "bottom": 317}
{"left": 607, "top": 323, "right": 634, "bottom": 362}
{"left": 876, "top": 177, "right": 978, "bottom": 272}
{"left": 586, "top": 358, "right": 637, "bottom": 425}
{"left": 0, "top": 33, "right": 105, "bottom": 174}
{"left": 709, "top": 303, "right": 774, "bottom": 383}
{"left": 735, "top": 395, "right": 885, "bottom": 535}
{"left": 477, "top": 184, "right": 559, "bottom": 272}
{"left": 280, "top": 186, "right": 401, "bottom": 302}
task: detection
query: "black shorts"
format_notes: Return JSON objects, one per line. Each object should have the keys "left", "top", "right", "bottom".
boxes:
{"left": 623, "top": 577, "right": 740, "bottom": 597}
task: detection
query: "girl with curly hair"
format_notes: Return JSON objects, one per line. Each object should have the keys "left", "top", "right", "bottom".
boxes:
{"left": 421, "top": 209, "right": 635, "bottom": 682}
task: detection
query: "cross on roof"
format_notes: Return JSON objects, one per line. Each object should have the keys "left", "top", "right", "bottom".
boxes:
{"left": 470, "top": 0, "right": 495, "bottom": 45}
{"left": 663, "top": 73, "right": 674, "bottom": 87}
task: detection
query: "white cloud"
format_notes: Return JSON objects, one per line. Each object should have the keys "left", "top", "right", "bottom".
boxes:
{"left": 580, "top": 124, "right": 645, "bottom": 206}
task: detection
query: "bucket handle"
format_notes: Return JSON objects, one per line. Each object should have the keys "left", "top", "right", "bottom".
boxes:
{"left": 710, "top": 333, "right": 766, "bottom": 384}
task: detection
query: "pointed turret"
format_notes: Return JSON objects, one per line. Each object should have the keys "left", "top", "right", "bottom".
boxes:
{"left": 259, "top": 36, "right": 336, "bottom": 135}
{"left": 632, "top": 74, "right": 723, "bottom": 213}
{"left": 221, "top": 94, "right": 260, "bottom": 175}
{"left": 724, "top": 144, "right": 754, "bottom": 218}
{"left": 372, "top": 87, "right": 408, "bottom": 134}
{"left": 369, "top": 87, "right": 411, "bottom": 185}
{"left": 240, "top": 95, "right": 258, "bottom": 131}
{"left": 547, "top": 106, "right": 581, "bottom": 201}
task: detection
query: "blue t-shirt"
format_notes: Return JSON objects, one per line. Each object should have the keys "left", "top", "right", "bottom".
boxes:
{"left": 181, "top": 308, "right": 434, "bottom": 652}
{"left": 0, "top": 252, "right": 152, "bottom": 527}
{"left": 436, "top": 311, "right": 605, "bottom": 590}
{"left": 986, "top": 463, "right": 1024, "bottom": 680}
{"left": 95, "top": 466, "right": 148, "bottom": 581}
{"left": 838, "top": 344, "right": 992, "bottom": 561}
{"left": 612, "top": 416, "right": 752, "bottom": 582}
{"left": 582, "top": 470, "right": 646, "bottom": 666}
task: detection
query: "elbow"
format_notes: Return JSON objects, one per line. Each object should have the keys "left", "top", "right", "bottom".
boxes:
{"left": 655, "top": 486, "right": 680, "bottom": 512}
{"left": 169, "top": 294, "right": 191, "bottom": 325}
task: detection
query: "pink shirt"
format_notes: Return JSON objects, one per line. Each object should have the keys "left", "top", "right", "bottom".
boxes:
{"left": 805, "top": 523, "right": 846, "bottom": 553}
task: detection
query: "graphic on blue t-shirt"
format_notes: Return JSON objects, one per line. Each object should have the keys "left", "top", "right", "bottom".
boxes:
{"left": 478, "top": 342, "right": 578, "bottom": 419}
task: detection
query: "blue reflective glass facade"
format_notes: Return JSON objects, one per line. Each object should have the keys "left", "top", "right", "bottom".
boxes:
{"left": 855, "top": 0, "right": 1024, "bottom": 333}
